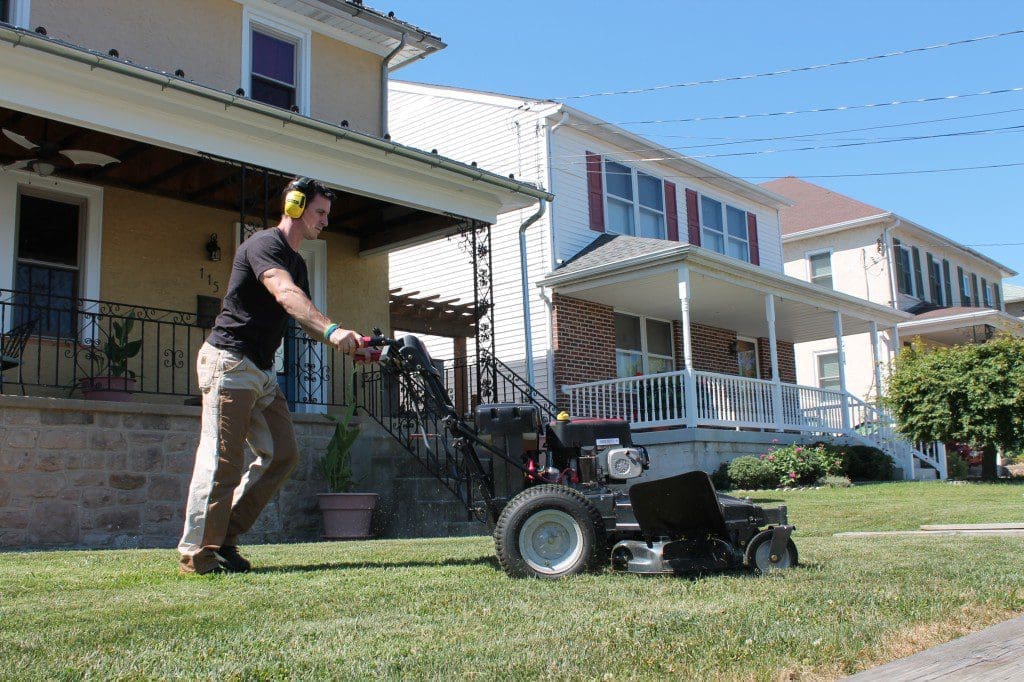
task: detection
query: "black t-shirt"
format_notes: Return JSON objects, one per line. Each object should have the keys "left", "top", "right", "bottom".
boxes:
{"left": 206, "top": 228, "right": 309, "bottom": 370}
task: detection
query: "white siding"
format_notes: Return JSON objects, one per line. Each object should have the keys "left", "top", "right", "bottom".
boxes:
{"left": 388, "top": 87, "right": 554, "bottom": 400}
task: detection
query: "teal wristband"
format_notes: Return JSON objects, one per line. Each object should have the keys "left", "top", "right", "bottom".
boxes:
{"left": 324, "top": 323, "right": 340, "bottom": 342}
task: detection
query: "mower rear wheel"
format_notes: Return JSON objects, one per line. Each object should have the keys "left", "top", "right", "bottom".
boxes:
{"left": 494, "top": 485, "right": 606, "bottom": 579}
{"left": 747, "top": 532, "right": 799, "bottom": 575}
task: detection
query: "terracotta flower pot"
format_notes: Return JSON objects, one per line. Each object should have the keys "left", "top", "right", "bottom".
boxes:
{"left": 79, "top": 376, "right": 138, "bottom": 402}
{"left": 318, "top": 492, "right": 378, "bottom": 540}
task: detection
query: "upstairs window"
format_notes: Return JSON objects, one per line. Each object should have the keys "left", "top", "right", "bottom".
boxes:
{"left": 243, "top": 10, "right": 310, "bottom": 114}
{"left": 615, "top": 313, "right": 674, "bottom": 378}
{"left": 603, "top": 161, "right": 665, "bottom": 238}
{"left": 927, "top": 253, "right": 944, "bottom": 305}
{"left": 893, "top": 239, "right": 913, "bottom": 296}
{"left": 808, "top": 251, "right": 833, "bottom": 289}
{"left": 700, "top": 195, "right": 749, "bottom": 261}
{"left": 958, "top": 266, "right": 971, "bottom": 306}
{"left": 982, "top": 278, "right": 992, "bottom": 308}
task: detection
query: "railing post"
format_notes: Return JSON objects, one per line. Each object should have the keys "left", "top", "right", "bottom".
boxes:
{"left": 678, "top": 266, "right": 697, "bottom": 428}
{"left": 765, "top": 294, "right": 783, "bottom": 432}
{"left": 834, "top": 311, "right": 851, "bottom": 431}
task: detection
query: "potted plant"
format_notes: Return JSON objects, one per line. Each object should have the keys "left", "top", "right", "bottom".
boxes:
{"left": 316, "top": 401, "right": 378, "bottom": 540}
{"left": 80, "top": 315, "right": 142, "bottom": 401}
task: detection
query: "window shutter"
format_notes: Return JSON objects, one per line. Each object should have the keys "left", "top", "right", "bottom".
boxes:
{"left": 994, "top": 283, "right": 1002, "bottom": 310}
{"left": 892, "top": 238, "right": 906, "bottom": 294}
{"left": 971, "top": 274, "right": 980, "bottom": 308}
{"left": 746, "top": 212, "right": 760, "bottom": 265}
{"left": 663, "top": 181, "right": 679, "bottom": 241}
{"left": 685, "top": 189, "right": 701, "bottom": 246}
{"left": 958, "top": 266, "right": 968, "bottom": 305}
{"left": 942, "top": 259, "right": 952, "bottom": 306}
{"left": 981, "top": 277, "right": 989, "bottom": 307}
{"left": 585, "top": 151, "right": 605, "bottom": 232}
{"left": 926, "top": 253, "right": 937, "bottom": 303}
{"left": 913, "top": 245, "right": 929, "bottom": 296}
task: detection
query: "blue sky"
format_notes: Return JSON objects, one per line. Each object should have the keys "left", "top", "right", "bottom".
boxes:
{"left": 385, "top": 0, "right": 1024, "bottom": 284}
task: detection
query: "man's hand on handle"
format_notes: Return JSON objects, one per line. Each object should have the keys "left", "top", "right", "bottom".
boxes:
{"left": 327, "top": 327, "right": 363, "bottom": 354}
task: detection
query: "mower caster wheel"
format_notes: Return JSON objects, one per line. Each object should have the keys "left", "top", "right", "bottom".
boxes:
{"left": 746, "top": 530, "right": 798, "bottom": 575}
{"left": 494, "top": 485, "right": 606, "bottom": 579}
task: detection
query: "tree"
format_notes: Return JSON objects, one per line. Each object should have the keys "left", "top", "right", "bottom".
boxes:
{"left": 885, "top": 334, "right": 1024, "bottom": 479}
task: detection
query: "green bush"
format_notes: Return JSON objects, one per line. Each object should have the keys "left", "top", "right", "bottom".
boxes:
{"left": 764, "top": 443, "right": 841, "bottom": 487}
{"left": 838, "top": 445, "right": 894, "bottom": 481}
{"left": 946, "top": 453, "right": 969, "bottom": 480}
{"left": 726, "top": 456, "right": 777, "bottom": 490}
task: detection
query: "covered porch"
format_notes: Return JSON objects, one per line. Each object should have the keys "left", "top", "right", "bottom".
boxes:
{"left": 540, "top": 237, "right": 939, "bottom": 479}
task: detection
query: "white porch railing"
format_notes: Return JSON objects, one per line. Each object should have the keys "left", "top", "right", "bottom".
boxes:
{"left": 564, "top": 370, "right": 946, "bottom": 480}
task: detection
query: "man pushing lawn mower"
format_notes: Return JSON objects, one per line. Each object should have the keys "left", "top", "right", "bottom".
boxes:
{"left": 178, "top": 177, "right": 364, "bottom": 575}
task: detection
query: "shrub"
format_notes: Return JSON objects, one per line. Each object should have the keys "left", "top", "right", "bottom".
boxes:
{"left": 819, "top": 474, "right": 853, "bottom": 488}
{"left": 710, "top": 462, "right": 731, "bottom": 490}
{"left": 840, "top": 445, "right": 894, "bottom": 481}
{"left": 727, "top": 456, "right": 777, "bottom": 490}
{"left": 765, "top": 443, "right": 831, "bottom": 487}
{"left": 946, "top": 453, "right": 969, "bottom": 480}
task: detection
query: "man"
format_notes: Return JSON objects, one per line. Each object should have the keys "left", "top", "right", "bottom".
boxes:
{"left": 178, "top": 177, "right": 362, "bottom": 575}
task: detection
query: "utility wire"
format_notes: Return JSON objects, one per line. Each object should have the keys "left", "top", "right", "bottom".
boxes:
{"left": 566, "top": 86, "right": 1024, "bottom": 128}
{"left": 554, "top": 29, "right": 1024, "bottom": 100}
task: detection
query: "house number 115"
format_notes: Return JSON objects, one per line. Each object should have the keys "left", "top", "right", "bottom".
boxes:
{"left": 198, "top": 267, "right": 220, "bottom": 293}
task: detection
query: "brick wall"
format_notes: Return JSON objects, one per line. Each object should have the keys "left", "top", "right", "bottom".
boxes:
{"left": 756, "top": 338, "right": 797, "bottom": 383}
{"left": 551, "top": 294, "right": 616, "bottom": 405}
{"left": 0, "top": 397, "right": 334, "bottom": 550}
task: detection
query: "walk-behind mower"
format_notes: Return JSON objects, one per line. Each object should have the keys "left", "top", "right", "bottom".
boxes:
{"left": 366, "top": 330, "right": 797, "bottom": 580}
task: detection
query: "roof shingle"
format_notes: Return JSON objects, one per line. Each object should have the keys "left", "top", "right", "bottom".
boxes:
{"left": 759, "top": 177, "right": 887, "bottom": 235}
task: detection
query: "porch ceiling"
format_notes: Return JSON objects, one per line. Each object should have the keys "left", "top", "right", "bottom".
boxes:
{"left": 0, "top": 107, "right": 465, "bottom": 252}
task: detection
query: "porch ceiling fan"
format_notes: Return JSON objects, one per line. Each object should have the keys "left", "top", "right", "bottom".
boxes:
{"left": 1, "top": 125, "right": 120, "bottom": 176}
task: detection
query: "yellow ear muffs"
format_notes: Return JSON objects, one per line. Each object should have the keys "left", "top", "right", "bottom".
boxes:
{"left": 284, "top": 189, "right": 307, "bottom": 219}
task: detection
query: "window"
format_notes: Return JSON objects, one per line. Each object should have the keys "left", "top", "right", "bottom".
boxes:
{"left": 735, "top": 338, "right": 759, "bottom": 378}
{"left": 971, "top": 274, "right": 980, "bottom": 309}
{"left": 807, "top": 251, "right": 833, "bottom": 288}
{"left": 893, "top": 239, "right": 913, "bottom": 295}
{"left": 615, "top": 313, "right": 674, "bottom": 378}
{"left": 817, "top": 353, "right": 840, "bottom": 392}
{"left": 603, "top": 161, "right": 665, "bottom": 238}
{"left": 700, "top": 195, "right": 749, "bottom": 261}
{"left": 1, "top": 0, "right": 28, "bottom": 26}
{"left": 243, "top": 9, "right": 310, "bottom": 114}
{"left": 0, "top": 0, "right": 10, "bottom": 22}
{"left": 927, "top": 254, "right": 943, "bottom": 305}
{"left": 942, "top": 259, "right": 953, "bottom": 307}
{"left": 911, "top": 246, "right": 925, "bottom": 300}
{"left": 14, "top": 194, "right": 81, "bottom": 336}
{"left": 959, "top": 267, "right": 971, "bottom": 306}
{"left": 993, "top": 284, "right": 1002, "bottom": 310}
{"left": 982, "top": 278, "right": 992, "bottom": 308}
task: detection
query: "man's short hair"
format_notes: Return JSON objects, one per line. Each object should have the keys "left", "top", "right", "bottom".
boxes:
{"left": 282, "top": 177, "right": 336, "bottom": 208}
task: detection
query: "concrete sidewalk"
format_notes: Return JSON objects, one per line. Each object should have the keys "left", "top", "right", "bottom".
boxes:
{"left": 846, "top": 615, "right": 1024, "bottom": 680}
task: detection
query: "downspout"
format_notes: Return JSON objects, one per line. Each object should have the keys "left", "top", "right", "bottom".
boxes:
{"left": 543, "top": 110, "right": 568, "bottom": 399}
{"left": 379, "top": 32, "right": 407, "bottom": 137}
{"left": 519, "top": 199, "right": 547, "bottom": 389}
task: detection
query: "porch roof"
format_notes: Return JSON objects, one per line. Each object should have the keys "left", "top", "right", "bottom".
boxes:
{"left": 0, "top": 24, "right": 550, "bottom": 254}
{"left": 538, "top": 234, "right": 909, "bottom": 343}
{"left": 899, "top": 306, "right": 1024, "bottom": 344}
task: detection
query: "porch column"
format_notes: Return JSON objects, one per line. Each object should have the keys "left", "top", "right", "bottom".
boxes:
{"left": 677, "top": 265, "right": 698, "bottom": 428}
{"left": 765, "top": 294, "right": 783, "bottom": 431}
{"left": 891, "top": 325, "right": 901, "bottom": 354}
{"left": 834, "top": 311, "right": 851, "bottom": 431}
{"left": 870, "top": 321, "right": 883, "bottom": 404}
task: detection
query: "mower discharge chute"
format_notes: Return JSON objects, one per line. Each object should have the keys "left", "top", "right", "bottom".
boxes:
{"left": 370, "top": 330, "right": 796, "bottom": 580}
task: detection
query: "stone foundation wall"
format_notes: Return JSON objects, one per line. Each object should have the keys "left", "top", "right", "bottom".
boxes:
{"left": 0, "top": 396, "right": 335, "bottom": 550}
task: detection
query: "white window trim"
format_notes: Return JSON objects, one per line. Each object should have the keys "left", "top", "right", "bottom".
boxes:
{"left": 4, "top": 0, "right": 30, "bottom": 28}
{"left": 614, "top": 311, "right": 674, "bottom": 376}
{"left": 698, "top": 193, "right": 750, "bottom": 262}
{"left": 735, "top": 336, "right": 760, "bottom": 378}
{"left": 814, "top": 350, "right": 841, "bottom": 391}
{"left": 0, "top": 172, "right": 103, "bottom": 332}
{"left": 241, "top": 6, "right": 311, "bottom": 115}
{"left": 805, "top": 248, "right": 833, "bottom": 288}
{"left": 602, "top": 158, "right": 666, "bottom": 239}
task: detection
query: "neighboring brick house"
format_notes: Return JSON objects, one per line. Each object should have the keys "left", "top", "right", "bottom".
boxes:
{"left": 767, "top": 177, "right": 1023, "bottom": 403}
{"left": 388, "top": 83, "right": 939, "bottom": 479}
{"left": 0, "top": 1, "right": 549, "bottom": 548}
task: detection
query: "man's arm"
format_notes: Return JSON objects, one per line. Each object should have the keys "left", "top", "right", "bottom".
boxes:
{"left": 260, "top": 267, "right": 361, "bottom": 351}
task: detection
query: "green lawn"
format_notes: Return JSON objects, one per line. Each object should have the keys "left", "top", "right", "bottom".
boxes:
{"left": 2, "top": 481, "right": 1023, "bottom": 681}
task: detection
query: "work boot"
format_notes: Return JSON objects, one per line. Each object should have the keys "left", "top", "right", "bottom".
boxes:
{"left": 215, "top": 545, "right": 252, "bottom": 573}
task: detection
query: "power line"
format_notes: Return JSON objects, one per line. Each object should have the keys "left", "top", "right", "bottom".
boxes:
{"left": 554, "top": 29, "right": 1024, "bottom": 100}
{"left": 566, "top": 86, "right": 1024, "bottom": 128}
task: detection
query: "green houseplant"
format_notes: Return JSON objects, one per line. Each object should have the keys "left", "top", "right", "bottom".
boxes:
{"left": 80, "top": 315, "right": 143, "bottom": 401}
{"left": 316, "top": 401, "right": 378, "bottom": 540}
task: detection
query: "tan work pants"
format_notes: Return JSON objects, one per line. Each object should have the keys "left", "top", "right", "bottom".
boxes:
{"left": 178, "top": 342, "right": 299, "bottom": 574}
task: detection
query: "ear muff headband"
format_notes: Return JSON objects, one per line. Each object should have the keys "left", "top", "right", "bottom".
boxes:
{"left": 284, "top": 178, "right": 316, "bottom": 219}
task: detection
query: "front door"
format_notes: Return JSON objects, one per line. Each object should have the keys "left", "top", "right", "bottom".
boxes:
{"left": 736, "top": 338, "right": 759, "bottom": 379}
{"left": 276, "top": 239, "right": 327, "bottom": 413}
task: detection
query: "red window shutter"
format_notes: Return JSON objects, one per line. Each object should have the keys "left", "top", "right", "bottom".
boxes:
{"left": 746, "top": 212, "right": 760, "bottom": 265}
{"left": 685, "top": 188, "right": 701, "bottom": 246}
{"left": 664, "top": 181, "right": 678, "bottom": 241}
{"left": 585, "top": 152, "right": 604, "bottom": 232}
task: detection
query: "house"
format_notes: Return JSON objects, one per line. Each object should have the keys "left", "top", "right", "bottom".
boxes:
{"left": 1003, "top": 283, "right": 1024, "bottom": 317}
{"left": 766, "top": 177, "right": 1022, "bottom": 404}
{"left": 387, "top": 82, "right": 942, "bottom": 481}
{"left": 0, "top": 1, "right": 550, "bottom": 548}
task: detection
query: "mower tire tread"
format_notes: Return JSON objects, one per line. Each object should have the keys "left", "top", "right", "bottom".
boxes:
{"left": 494, "top": 484, "right": 606, "bottom": 579}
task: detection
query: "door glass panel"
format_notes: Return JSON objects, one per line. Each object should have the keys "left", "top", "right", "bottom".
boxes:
{"left": 615, "top": 313, "right": 641, "bottom": 351}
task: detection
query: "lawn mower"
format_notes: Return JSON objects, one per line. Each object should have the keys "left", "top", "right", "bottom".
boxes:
{"left": 364, "top": 329, "right": 797, "bottom": 580}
